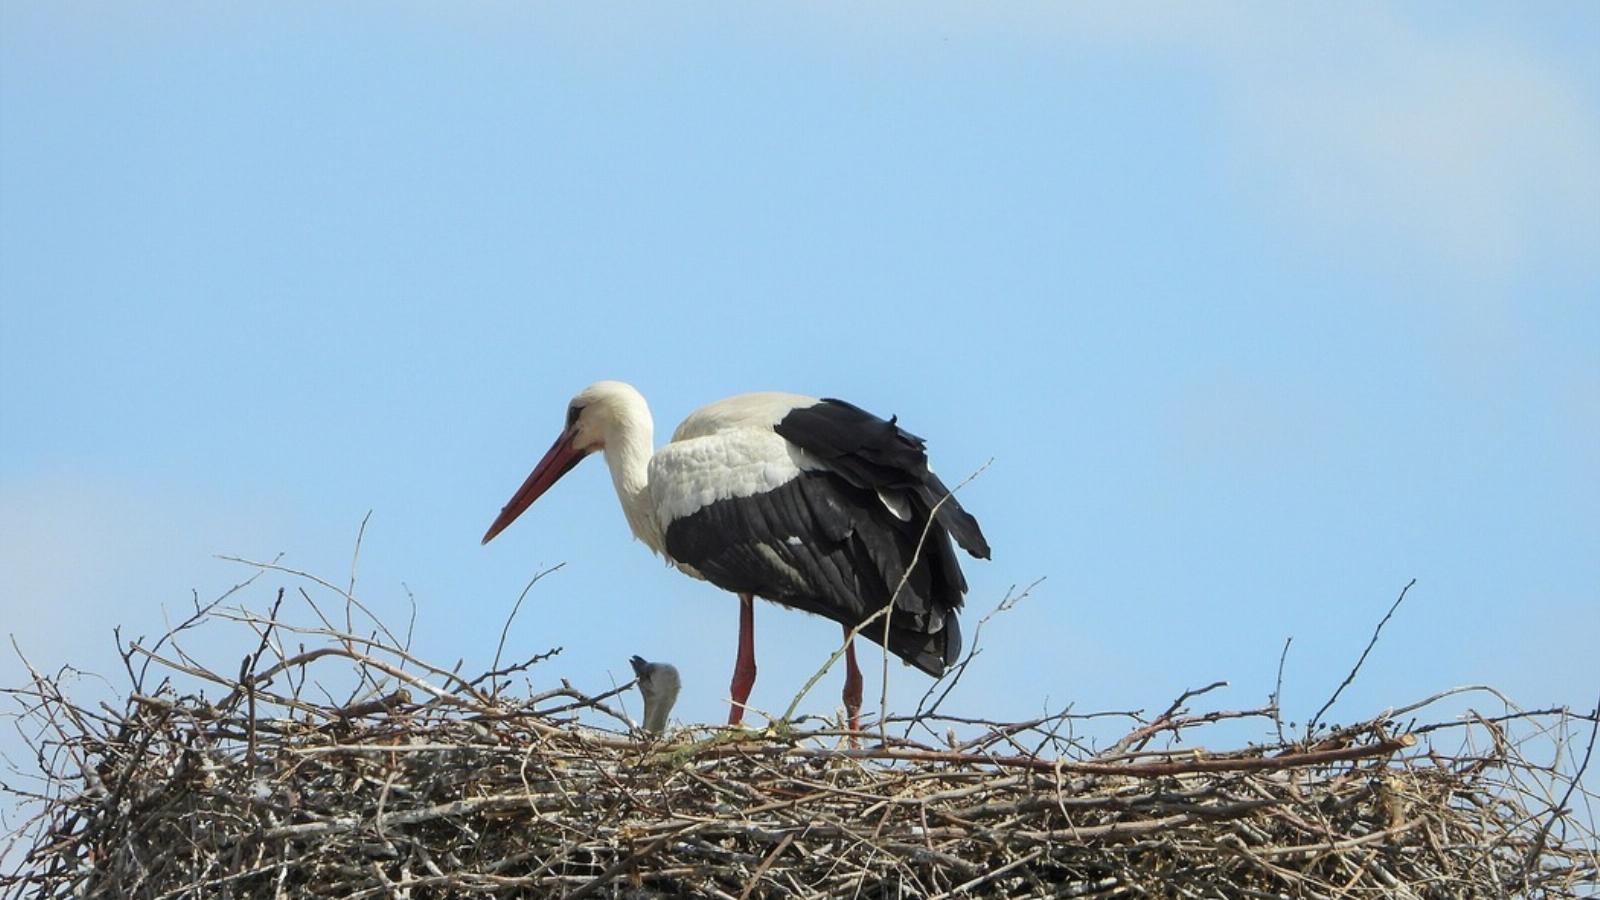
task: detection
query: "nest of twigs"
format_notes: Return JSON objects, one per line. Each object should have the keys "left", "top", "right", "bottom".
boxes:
{"left": 2, "top": 572, "right": 1596, "bottom": 899}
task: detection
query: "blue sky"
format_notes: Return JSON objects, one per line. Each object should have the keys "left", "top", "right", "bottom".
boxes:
{"left": 2, "top": 3, "right": 1596, "bottom": 776}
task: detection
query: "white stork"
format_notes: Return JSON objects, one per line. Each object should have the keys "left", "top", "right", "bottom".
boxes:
{"left": 481, "top": 381, "right": 990, "bottom": 730}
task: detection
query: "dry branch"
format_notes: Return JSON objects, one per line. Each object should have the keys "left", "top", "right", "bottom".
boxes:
{"left": 2, "top": 586, "right": 1595, "bottom": 899}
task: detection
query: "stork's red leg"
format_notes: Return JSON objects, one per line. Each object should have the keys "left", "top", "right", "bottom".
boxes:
{"left": 842, "top": 627, "right": 863, "bottom": 737}
{"left": 728, "top": 593, "right": 757, "bottom": 726}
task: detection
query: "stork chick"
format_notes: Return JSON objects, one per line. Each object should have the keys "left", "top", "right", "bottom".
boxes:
{"left": 630, "top": 655, "right": 681, "bottom": 735}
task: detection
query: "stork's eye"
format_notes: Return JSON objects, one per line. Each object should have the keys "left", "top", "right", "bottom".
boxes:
{"left": 566, "top": 404, "right": 584, "bottom": 429}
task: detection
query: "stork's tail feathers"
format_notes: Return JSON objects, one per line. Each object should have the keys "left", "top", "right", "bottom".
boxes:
{"left": 918, "top": 474, "right": 990, "bottom": 560}
{"left": 870, "top": 607, "right": 962, "bottom": 676}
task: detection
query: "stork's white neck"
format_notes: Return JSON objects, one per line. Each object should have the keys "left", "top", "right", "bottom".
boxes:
{"left": 600, "top": 405, "right": 664, "bottom": 556}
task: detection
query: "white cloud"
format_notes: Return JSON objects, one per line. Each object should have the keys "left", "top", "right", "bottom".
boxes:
{"left": 1219, "top": 15, "right": 1598, "bottom": 281}
{"left": 1072, "top": 5, "right": 1599, "bottom": 282}
{"left": 840, "top": 3, "right": 1600, "bottom": 283}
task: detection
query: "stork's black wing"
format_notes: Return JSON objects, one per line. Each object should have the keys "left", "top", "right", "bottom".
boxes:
{"left": 776, "top": 399, "right": 990, "bottom": 561}
{"left": 663, "top": 400, "right": 988, "bottom": 676}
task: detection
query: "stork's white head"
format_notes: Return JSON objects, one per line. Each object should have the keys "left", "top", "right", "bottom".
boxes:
{"left": 565, "top": 380, "right": 650, "bottom": 453}
{"left": 481, "top": 380, "right": 653, "bottom": 545}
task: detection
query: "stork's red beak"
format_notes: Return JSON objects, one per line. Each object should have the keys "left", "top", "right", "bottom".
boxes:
{"left": 481, "top": 428, "right": 587, "bottom": 544}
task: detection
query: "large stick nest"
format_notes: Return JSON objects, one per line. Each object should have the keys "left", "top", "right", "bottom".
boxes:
{"left": 2, "top": 574, "right": 1596, "bottom": 899}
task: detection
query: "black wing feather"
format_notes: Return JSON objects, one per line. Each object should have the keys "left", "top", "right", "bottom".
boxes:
{"left": 777, "top": 399, "right": 991, "bottom": 560}
{"left": 664, "top": 399, "right": 988, "bottom": 676}
{"left": 665, "top": 473, "right": 959, "bottom": 675}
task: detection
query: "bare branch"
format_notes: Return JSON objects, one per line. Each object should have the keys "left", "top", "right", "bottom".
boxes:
{"left": 489, "top": 564, "right": 564, "bottom": 697}
{"left": 1308, "top": 577, "right": 1416, "bottom": 735}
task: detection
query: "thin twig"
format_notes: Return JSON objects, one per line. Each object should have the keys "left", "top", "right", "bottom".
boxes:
{"left": 490, "top": 564, "right": 564, "bottom": 696}
{"left": 1272, "top": 635, "right": 1293, "bottom": 744}
{"left": 1308, "top": 578, "right": 1416, "bottom": 735}
{"left": 905, "top": 578, "right": 1041, "bottom": 741}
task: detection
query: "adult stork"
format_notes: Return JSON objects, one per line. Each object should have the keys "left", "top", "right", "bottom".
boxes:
{"left": 481, "top": 381, "right": 990, "bottom": 730}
